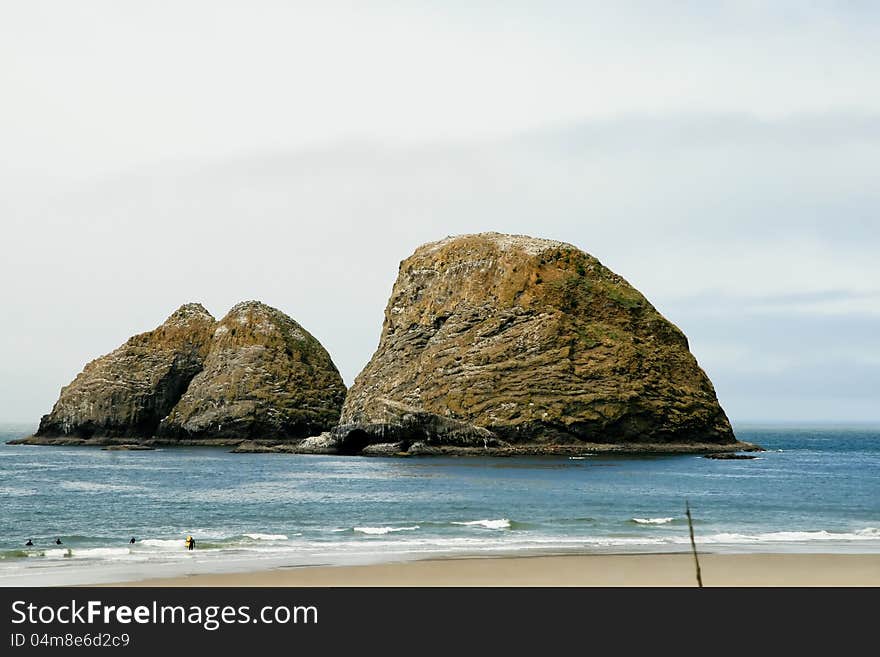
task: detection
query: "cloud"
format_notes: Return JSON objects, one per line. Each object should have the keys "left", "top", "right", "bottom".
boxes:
{"left": 665, "top": 290, "right": 880, "bottom": 318}
{"left": 3, "top": 1, "right": 880, "bottom": 184}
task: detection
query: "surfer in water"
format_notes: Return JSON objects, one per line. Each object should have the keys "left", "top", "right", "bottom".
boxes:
{"left": 129, "top": 537, "right": 136, "bottom": 544}
{"left": 55, "top": 538, "right": 63, "bottom": 545}
{"left": 185, "top": 535, "right": 195, "bottom": 551}
{"left": 25, "top": 539, "right": 33, "bottom": 546}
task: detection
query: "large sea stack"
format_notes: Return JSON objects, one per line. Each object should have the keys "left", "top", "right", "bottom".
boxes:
{"left": 20, "top": 301, "right": 345, "bottom": 445}
{"left": 335, "top": 232, "right": 743, "bottom": 455}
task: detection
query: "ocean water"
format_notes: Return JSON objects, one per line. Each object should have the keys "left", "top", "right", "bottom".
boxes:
{"left": 0, "top": 423, "right": 878, "bottom": 585}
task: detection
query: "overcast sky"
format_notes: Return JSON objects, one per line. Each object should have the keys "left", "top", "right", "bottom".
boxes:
{"left": 2, "top": 1, "right": 878, "bottom": 424}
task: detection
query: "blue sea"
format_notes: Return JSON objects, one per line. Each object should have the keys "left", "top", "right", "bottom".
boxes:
{"left": 1, "top": 423, "right": 878, "bottom": 585}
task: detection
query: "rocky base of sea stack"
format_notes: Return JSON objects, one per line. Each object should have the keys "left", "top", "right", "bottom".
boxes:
{"left": 7, "top": 435, "right": 257, "bottom": 448}
{"left": 9, "top": 433, "right": 763, "bottom": 456}
{"left": 230, "top": 439, "right": 764, "bottom": 456}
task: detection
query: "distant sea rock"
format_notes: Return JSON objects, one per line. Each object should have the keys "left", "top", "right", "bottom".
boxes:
{"left": 21, "top": 301, "right": 344, "bottom": 445}
{"left": 704, "top": 452, "right": 758, "bottom": 460}
{"left": 333, "top": 232, "right": 741, "bottom": 454}
{"left": 157, "top": 301, "right": 346, "bottom": 440}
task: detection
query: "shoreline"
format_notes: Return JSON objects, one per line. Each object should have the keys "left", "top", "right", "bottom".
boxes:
{"left": 6, "top": 435, "right": 762, "bottom": 457}
{"left": 103, "top": 552, "right": 880, "bottom": 587}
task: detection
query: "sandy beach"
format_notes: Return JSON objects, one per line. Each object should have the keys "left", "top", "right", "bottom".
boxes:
{"left": 108, "top": 553, "right": 880, "bottom": 587}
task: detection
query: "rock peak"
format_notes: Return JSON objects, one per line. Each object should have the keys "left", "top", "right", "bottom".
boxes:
{"left": 164, "top": 303, "right": 215, "bottom": 325}
{"left": 227, "top": 299, "right": 272, "bottom": 313}
{"left": 419, "top": 232, "right": 578, "bottom": 257}
{"left": 217, "top": 301, "right": 311, "bottom": 341}
{"left": 224, "top": 300, "right": 292, "bottom": 321}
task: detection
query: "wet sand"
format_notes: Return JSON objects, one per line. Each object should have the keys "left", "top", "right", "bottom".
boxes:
{"left": 108, "top": 552, "right": 880, "bottom": 587}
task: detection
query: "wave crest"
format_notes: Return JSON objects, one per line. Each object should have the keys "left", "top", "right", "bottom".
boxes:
{"left": 667, "top": 529, "right": 880, "bottom": 544}
{"left": 60, "top": 481, "right": 144, "bottom": 493}
{"left": 354, "top": 526, "right": 420, "bottom": 535}
{"left": 632, "top": 517, "right": 675, "bottom": 525}
{"left": 452, "top": 519, "right": 511, "bottom": 530}
{"left": 140, "top": 538, "right": 187, "bottom": 549}
{"left": 243, "top": 533, "right": 288, "bottom": 541}
{"left": 72, "top": 547, "right": 132, "bottom": 558}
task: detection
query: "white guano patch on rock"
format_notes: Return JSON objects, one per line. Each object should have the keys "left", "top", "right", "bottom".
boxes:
{"left": 420, "top": 232, "right": 577, "bottom": 257}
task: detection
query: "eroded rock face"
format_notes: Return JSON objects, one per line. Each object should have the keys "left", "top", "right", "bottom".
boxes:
{"left": 32, "top": 301, "right": 345, "bottom": 443}
{"left": 336, "top": 232, "right": 735, "bottom": 450}
{"left": 157, "top": 301, "right": 346, "bottom": 440}
{"left": 35, "top": 304, "right": 216, "bottom": 439}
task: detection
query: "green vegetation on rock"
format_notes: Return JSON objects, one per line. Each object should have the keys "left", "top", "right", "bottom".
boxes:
{"left": 335, "top": 232, "right": 735, "bottom": 451}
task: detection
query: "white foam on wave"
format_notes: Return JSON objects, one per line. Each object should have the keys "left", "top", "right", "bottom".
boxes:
{"left": 353, "top": 526, "right": 420, "bottom": 535}
{"left": 40, "top": 549, "right": 71, "bottom": 558}
{"left": 72, "top": 547, "right": 131, "bottom": 559}
{"left": 0, "top": 486, "right": 37, "bottom": 497}
{"left": 632, "top": 517, "right": 675, "bottom": 525}
{"left": 140, "top": 539, "right": 187, "bottom": 549}
{"left": 60, "top": 481, "right": 145, "bottom": 493}
{"left": 452, "top": 519, "right": 511, "bottom": 530}
{"left": 669, "top": 528, "right": 880, "bottom": 544}
{"left": 243, "top": 533, "right": 288, "bottom": 541}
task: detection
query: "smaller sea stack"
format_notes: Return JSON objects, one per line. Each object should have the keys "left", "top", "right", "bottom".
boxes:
{"left": 21, "top": 301, "right": 345, "bottom": 445}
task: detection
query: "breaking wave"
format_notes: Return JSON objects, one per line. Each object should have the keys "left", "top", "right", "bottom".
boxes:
{"left": 632, "top": 517, "right": 675, "bottom": 525}
{"left": 353, "top": 526, "right": 420, "bottom": 535}
{"left": 40, "top": 549, "right": 71, "bottom": 558}
{"left": 0, "top": 550, "right": 30, "bottom": 560}
{"left": 243, "top": 533, "right": 288, "bottom": 541}
{"left": 452, "top": 519, "right": 511, "bottom": 530}
{"left": 687, "top": 529, "right": 880, "bottom": 544}
{"left": 70, "top": 547, "right": 132, "bottom": 558}
{"left": 140, "top": 538, "right": 187, "bottom": 549}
